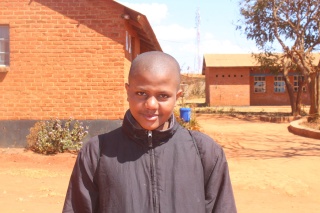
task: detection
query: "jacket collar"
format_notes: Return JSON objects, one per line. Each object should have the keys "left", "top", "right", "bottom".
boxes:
{"left": 122, "top": 110, "right": 179, "bottom": 148}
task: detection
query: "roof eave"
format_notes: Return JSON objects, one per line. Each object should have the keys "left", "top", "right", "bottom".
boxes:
{"left": 122, "top": 6, "right": 162, "bottom": 52}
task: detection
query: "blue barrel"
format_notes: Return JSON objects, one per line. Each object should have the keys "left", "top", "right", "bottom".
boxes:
{"left": 179, "top": 107, "right": 191, "bottom": 122}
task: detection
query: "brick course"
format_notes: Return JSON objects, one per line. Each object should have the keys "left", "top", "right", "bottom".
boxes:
{"left": 205, "top": 67, "right": 311, "bottom": 106}
{"left": 250, "top": 75, "right": 310, "bottom": 106}
{"left": 205, "top": 67, "right": 250, "bottom": 106}
{"left": 0, "top": 0, "right": 132, "bottom": 120}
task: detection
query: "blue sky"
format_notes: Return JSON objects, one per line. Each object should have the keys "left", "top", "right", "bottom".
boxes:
{"left": 118, "top": 0, "right": 258, "bottom": 73}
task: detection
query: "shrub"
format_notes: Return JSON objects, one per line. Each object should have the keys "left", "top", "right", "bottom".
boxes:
{"left": 228, "top": 107, "right": 236, "bottom": 116}
{"left": 218, "top": 108, "right": 224, "bottom": 114}
{"left": 174, "top": 109, "right": 202, "bottom": 131}
{"left": 188, "top": 81, "right": 205, "bottom": 98}
{"left": 27, "top": 118, "right": 88, "bottom": 155}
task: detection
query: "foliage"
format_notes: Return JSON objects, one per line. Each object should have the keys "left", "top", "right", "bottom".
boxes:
{"left": 27, "top": 118, "right": 88, "bottom": 155}
{"left": 218, "top": 108, "right": 225, "bottom": 114}
{"left": 179, "top": 75, "right": 205, "bottom": 107}
{"left": 252, "top": 52, "right": 306, "bottom": 116}
{"left": 188, "top": 81, "right": 205, "bottom": 98}
{"left": 237, "top": 0, "right": 320, "bottom": 53}
{"left": 228, "top": 107, "right": 236, "bottom": 116}
{"left": 237, "top": 0, "right": 320, "bottom": 118}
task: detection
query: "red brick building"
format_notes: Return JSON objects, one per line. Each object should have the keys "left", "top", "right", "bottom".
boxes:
{"left": 203, "top": 54, "right": 319, "bottom": 107}
{"left": 0, "top": 0, "right": 161, "bottom": 146}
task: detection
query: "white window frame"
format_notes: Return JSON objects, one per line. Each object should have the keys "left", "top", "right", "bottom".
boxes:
{"left": 274, "top": 76, "right": 286, "bottom": 93}
{"left": 0, "top": 25, "right": 9, "bottom": 66}
{"left": 254, "top": 76, "right": 266, "bottom": 93}
{"left": 125, "top": 31, "right": 131, "bottom": 54}
{"left": 293, "top": 75, "right": 306, "bottom": 93}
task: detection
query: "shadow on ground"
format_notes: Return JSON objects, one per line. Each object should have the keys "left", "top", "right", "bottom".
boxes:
{"left": 196, "top": 113, "right": 320, "bottom": 159}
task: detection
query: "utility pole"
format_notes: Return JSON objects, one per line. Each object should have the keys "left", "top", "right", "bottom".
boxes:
{"left": 194, "top": 7, "right": 202, "bottom": 74}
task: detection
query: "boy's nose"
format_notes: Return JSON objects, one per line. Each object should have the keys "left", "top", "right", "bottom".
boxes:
{"left": 145, "top": 96, "right": 158, "bottom": 109}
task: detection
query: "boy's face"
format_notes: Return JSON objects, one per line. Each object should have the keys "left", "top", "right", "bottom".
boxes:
{"left": 125, "top": 67, "right": 182, "bottom": 131}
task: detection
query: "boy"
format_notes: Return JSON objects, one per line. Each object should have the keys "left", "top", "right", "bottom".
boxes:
{"left": 63, "top": 51, "right": 237, "bottom": 213}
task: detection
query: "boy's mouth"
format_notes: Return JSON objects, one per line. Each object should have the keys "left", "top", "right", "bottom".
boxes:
{"left": 143, "top": 113, "right": 158, "bottom": 121}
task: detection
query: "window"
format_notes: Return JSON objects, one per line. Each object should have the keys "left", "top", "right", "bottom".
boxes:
{"left": 254, "top": 76, "right": 266, "bottom": 93}
{"left": 274, "top": 76, "right": 285, "bottom": 93}
{"left": 125, "top": 31, "right": 131, "bottom": 54}
{"left": 294, "top": 75, "right": 306, "bottom": 92}
{"left": 0, "top": 26, "right": 9, "bottom": 66}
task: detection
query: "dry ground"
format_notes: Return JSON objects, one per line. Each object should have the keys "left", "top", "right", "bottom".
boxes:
{"left": 0, "top": 113, "right": 320, "bottom": 213}
{"left": 197, "top": 114, "right": 320, "bottom": 213}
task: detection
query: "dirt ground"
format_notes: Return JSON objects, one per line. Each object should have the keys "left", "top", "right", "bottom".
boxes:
{"left": 1, "top": 113, "right": 320, "bottom": 213}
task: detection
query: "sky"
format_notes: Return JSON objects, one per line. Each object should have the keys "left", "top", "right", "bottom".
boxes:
{"left": 118, "top": 0, "right": 259, "bottom": 73}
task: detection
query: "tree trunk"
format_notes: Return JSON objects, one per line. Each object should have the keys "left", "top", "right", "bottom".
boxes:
{"left": 308, "top": 72, "right": 319, "bottom": 121}
{"left": 318, "top": 71, "right": 320, "bottom": 117}
{"left": 283, "top": 74, "right": 296, "bottom": 116}
{"left": 295, "top": 77, "right": 307, "bottom": 115}
{"left": 296, "top": 84, "right": 303, "bottom": 115}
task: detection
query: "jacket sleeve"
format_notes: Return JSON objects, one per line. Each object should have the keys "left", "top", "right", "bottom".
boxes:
{"left": 62, "top": 136, "right": 100, "bottom": 213}
{"left": 192, "top": 131, "right": 237, "bottom": 213}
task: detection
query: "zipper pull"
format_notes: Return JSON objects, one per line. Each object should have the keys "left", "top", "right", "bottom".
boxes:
{"left": 148, "top": 130, "right": 152, "bottom": 148}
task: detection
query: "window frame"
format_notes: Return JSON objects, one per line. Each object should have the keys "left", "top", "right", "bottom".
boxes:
{"left": 125, "top": 31, "right": 132, "bottom": 54}
{"left": 254, "top": 76, "right": 266, "bottom": 93}
{"left": 293, "top": 75, "right": 306, "bottom": 93}
{"left": 274, "top": 76, "right": 286, "bottom": 93}
{"left": 0, "top": 25, "right": 10, "bottom": 67}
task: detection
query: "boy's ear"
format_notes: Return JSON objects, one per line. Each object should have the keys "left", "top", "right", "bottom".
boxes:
{"left": 125, "top": 83, "right": 130, "bottom": 101}
{"left": 176, "top": 89, "right": 183, "bottom": 99}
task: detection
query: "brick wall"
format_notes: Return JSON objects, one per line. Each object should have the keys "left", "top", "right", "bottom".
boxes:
{"left": 205, "top": 67, "right": 250, "bottom": 106}
{"left": 250, "top": 75, "right": 311, "bottom": 105}
{"left": 0, "top": 0, "right": 129, "bottom": 120}
{"left": 205, "top": 66, "right": 311, "bottom": 106}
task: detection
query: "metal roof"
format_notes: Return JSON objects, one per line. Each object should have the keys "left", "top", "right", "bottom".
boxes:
{"left": 203, "top": 54, "right": 259, "bottom": 67}
{"left": 204, "top": 53, "right": 320, "bottom": 68}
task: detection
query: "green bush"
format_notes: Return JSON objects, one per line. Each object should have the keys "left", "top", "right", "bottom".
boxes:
{"left": 27, "top": 118, "right": 88, "bottom": 155}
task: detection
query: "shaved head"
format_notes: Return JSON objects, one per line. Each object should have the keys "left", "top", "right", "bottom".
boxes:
{"left": 125, "top": 51, "right": 183, "bottom": 130}
{"left": 128, "top": 51, "right": 181, "bottom": 90}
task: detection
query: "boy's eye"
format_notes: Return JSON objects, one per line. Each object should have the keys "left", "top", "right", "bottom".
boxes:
{"left": 136, "top": 92, "right": 146, "bottom": 96}
{"left": 159, "top": 94, "right": 169, "bottom": 99}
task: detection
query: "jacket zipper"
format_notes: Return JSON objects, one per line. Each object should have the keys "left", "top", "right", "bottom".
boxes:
{"left": 148, "top": 130, "right": 159, "bottom": 213}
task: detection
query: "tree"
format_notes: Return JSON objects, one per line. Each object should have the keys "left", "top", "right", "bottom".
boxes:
{"left": 253, "top": 53, "right": 306, "bottom": 116}
{"left": 237, "top": 0, "right": 320, "bottom": 119}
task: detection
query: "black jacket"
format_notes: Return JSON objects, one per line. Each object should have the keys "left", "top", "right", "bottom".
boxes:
{"left": 62, "top": 110, "right": 237, "bottom": 213}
